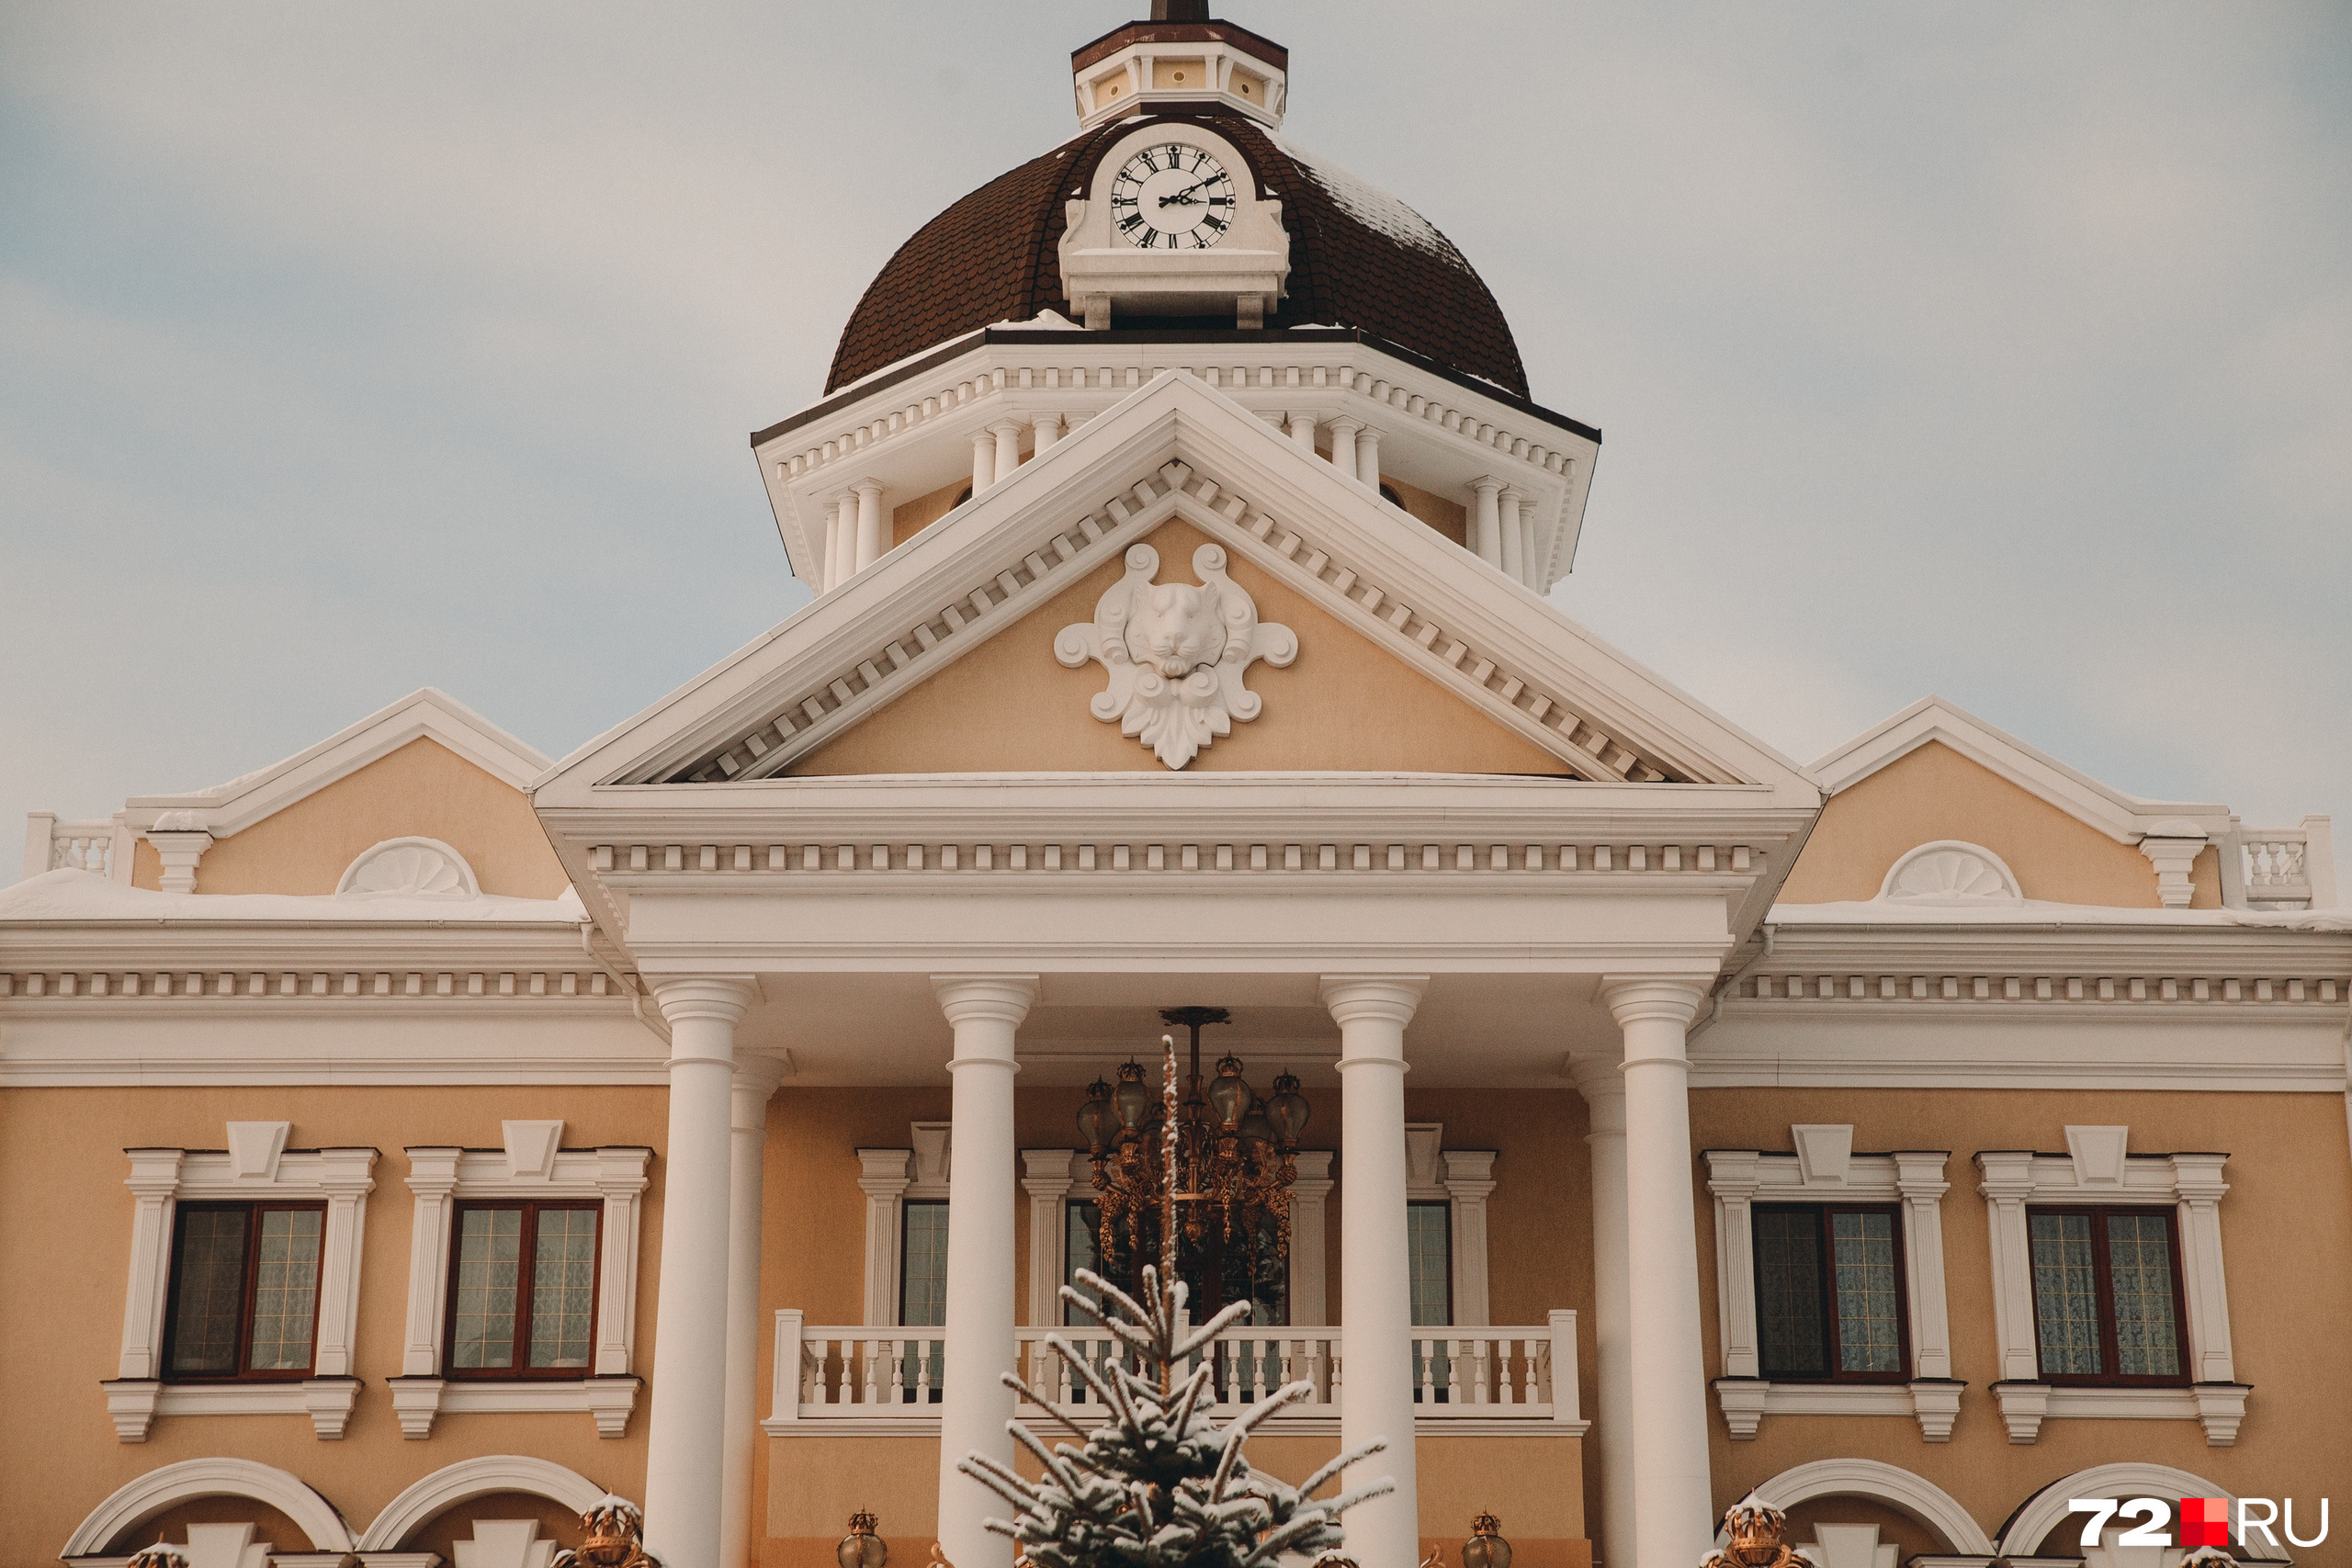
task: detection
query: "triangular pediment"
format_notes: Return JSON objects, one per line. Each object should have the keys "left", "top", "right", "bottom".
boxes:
{"left": 537, "top": 371, "right": 1815, "bottom": 803}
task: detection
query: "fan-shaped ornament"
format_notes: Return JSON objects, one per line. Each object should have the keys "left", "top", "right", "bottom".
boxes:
{"left": 1879, "top": 840, "right": 2022, "bottom": 905}
{"left": 335, "top": 836, "right": 481, "bottom": 899}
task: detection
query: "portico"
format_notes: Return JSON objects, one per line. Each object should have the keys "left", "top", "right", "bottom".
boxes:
{"left": 538, "top": 755, "right": 1810, "bottom": 1568}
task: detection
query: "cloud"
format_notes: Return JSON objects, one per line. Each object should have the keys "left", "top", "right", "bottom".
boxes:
{"left": 2, "top": 0, "right": 2346, "bottom": 890}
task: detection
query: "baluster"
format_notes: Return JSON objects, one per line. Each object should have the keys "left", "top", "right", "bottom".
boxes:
{"left": 1529, "top": 1337, "right": 1545, "bottom": 1406}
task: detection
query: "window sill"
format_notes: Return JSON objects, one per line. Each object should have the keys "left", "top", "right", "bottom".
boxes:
{"left": 387, "top": 1373, "right": 639, "bottom": 1439}
{"left": 102, "top": 1376, "right": 360, "bottom": 1441}
{"left": 1713, "top": 1377, "right": 1963, "bottom": 1442}
{"left": 1991, "top": 1380, "right": 2248, "bottom": 1446}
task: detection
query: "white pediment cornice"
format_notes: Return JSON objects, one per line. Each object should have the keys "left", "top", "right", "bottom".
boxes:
{"left": 541, "top": 372, "right": 1819, "bottom": 810}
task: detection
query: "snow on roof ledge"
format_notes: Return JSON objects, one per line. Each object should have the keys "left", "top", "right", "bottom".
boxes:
{"left": 0, "top": 868, "right": 587, "bottom": 925}
{"left": 1809, "top": 695, "right": 2233, "bottom": 845}
{"left": 119, "top": 688, "right": 550, "bottom": 840}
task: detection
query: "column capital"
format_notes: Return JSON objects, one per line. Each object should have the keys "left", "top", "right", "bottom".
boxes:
{"left": 732, "top": 1055, "right": 790, "bottom": 1129}
{"left": 1325, "top": 414, "right": 1364, "bottom": 435}
{"left": 652, "top": 976, "right": 757, "bottom": 1028}
{"left": 988, "top": 418, "right": 1026, "bottom": 437}
{"left": 932, "top": 974, "right": 1040, "bottom": 1029}
{"left": 1318, "top": 974, "right": 1427, "bottom": 1030}
{"left": 1597, "top": 976, "right": 1710, "bottom": 1029}
{"left": 853, "top": 478, "right": 885, "bottom": 500}
{"left": 1469, "top": 474, "right": 1504, "bottom": 497}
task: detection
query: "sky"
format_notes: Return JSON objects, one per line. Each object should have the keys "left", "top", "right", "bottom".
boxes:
{"left": 3, "top": 2, "right": 2347, "bottom": 886}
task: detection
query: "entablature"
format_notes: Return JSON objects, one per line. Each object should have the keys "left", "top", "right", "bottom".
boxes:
{"left": 752, "top": 331, "right": 1599, "bottom": 595}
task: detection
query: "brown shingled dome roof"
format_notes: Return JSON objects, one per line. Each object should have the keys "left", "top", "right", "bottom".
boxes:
{"left": 825, "top": 111, "right": 1530, "bottom": 398}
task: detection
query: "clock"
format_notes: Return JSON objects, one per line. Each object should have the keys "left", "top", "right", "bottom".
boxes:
{"left": 1107, "top": 143, "right": 1237, "bottom": 251}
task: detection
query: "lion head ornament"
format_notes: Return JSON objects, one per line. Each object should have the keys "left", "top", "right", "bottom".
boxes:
{"left": 1700, "top": 1495, "right": 1804, "bottom": 1568}
{"left": 1056, "top": 541, "right": 1296, "bottom": 768}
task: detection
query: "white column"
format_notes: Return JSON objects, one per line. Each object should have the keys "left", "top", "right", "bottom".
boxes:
{"left": 1287, "top": 1150, "right": 1334, "bottom": 1325}
{"left": 972, "top": 432, "right": 995, "bottom": 497}
{"left": 1440, "top": 1150, "right": 1495, "bottom": 1328}
{"left": 1320, "top": 975, "right": 1427, "bottom": 1568}
{"left": 1498, "top": 489, "right": 1524, "bottom": 581}
{"left": 1470, "top": 478, "right": 1502, "bottom": 567}
{"left": 1569, "top": 1058, "right": 1633, "bottom": 1568}
{"left": 1600, "top": 978, "right": 1713, "bottom": 1568}
{"left": 1326, "top": 417, "right": 1362, "bottom": 480}
{"left": 825, "top": 496, "right": 855, "bottom": 592}
{"left": 854, "top": 480, "right": 886, "bottom": 574}
{"left": 644, "top": 976, "right": 755, "bottom": 1568}
{"left": 1022, "top": 1150, "right": 1076, "bottom": 1327}
{"left": 1033, "top": 412, "right": 1063, "bottom": 457}
{"left": 1357, "top": 426, "right": 1383, "bottom": 491}
{"left": 1289, "top": 412, "right": 1317, "bottom": 451}
{"left": 722, "top": 1057, "right": 787, "bottom": 1568}
{"left": 932, "top": 975, "right": 1038, "bottom": 1568}
{"left": 991, "top": 421, "right": 1023, "bottom": 485}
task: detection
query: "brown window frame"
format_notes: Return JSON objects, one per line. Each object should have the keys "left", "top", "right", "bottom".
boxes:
{"left": 159, "top": 1200, "right": 329, "bottom": 1383}
{"left": 1751, "top": 1201, "right": 1912, "bottom": 1385}
{"left": 441, "top": 1200, "right": 605, "bottom": 1382}
{"left": 2027, "top": 1203, "right": 2193, "bottom": 1388}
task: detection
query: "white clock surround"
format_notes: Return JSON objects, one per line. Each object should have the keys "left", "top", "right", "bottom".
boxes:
{"left": 1059, "top": 123, "right": 1291, "bottom": 329}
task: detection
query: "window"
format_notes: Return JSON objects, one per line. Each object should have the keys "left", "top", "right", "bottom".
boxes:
{"left": 1750, "top": 1204, "right": 1907, "bottom": 1382}
{"left": 1407, "top": 1201, "right": 1452, "bottom": 1325}
{"left": 443, "top": 1201, "right": 601, "bottom": 1379}
{"left": 1065, "top": 1199, "right": 1102, "bottom": 1325}
{"left": 900, "top": 1200, "right": 950, "bottom": 1327}
{"left": 161, "top": 1202, "right": 327, "bottom": 1380}
{"left": 2028, "top": 1207, "right": 2188, "bottom": 1385}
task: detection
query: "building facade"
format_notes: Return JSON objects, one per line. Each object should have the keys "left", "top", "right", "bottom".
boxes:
{"left": 6, "top": 8, "right": 2348, "bottom": 1568}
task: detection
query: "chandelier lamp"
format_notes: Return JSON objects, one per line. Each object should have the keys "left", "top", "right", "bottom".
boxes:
{"left": 1074, "top": 1007, "right": 1310, "bottom": 1312}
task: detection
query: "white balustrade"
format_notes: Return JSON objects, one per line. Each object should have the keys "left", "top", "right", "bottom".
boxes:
{"left": 765, "top": 1309, "right": 1582, "bottom": 1428}
{"left": 21, "top": 815, "right": 130, "bottom": 883}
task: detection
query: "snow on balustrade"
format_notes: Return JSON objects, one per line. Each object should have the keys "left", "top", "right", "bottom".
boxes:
{"left": 768, "top": 1313, "right": 1581, "bottom": 1427}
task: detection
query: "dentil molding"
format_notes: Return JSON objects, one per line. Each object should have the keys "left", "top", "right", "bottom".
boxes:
{"left": 1055, "top": 540, "right": 1295, "bottom": 769}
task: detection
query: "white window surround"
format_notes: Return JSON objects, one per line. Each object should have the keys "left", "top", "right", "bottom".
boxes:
{"left": 1404, "top": 1124, "right": 1497, "bottom": 1326}
{"left": 106, "top": 1122, "right": 377, "bottom": 1442}
{"left": 389, "top": 1120, "right": 650, "bottom": 1439}
{"left": 858, "top": 1122, "right": 951, "bottom": 1325}
{"left": 1704, "top": 1126, "right": 1962, "bottom": 1442}
{"left": 1976, "top": 1126, "right": 2245, "bottom": 1446}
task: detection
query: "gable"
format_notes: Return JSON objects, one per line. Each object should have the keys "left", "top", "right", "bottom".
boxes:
{"left": 131, "top": 738, "right": 571, "bottom": 897}
{"left": 1779, "top": 739, "right": 2218, "bottom": 908}
{"left": 786, "top": 516, "right": 1567, "bottom": 775}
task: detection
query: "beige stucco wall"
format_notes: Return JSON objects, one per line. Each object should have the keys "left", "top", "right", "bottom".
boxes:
{"left": 0, "top": 1083, "right": 665, "bottom": 1557}
{"left": 786, "top": 516, "right": 1566, "bottom": 776}
{"left": 890, "top": 477, "right": 971, "bottom": 549}
{"left": 131, "top": 738, "right": 569, "bottom": 899}
{"left": 1777, "top": 740, "right": 2221, "bottom": 908}
{"left": 1382, "top": 474, "right": 1469, "bottom": 548}
{"left": 1689, "top": 1085, "right": 2352, "bottom": 1546}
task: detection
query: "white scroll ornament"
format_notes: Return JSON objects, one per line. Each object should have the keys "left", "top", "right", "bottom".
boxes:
{"left": 1054, "top": 541, "right": 1296, "bottom": 769}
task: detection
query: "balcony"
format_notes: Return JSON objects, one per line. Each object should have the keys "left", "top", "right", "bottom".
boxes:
{"left": 762, "top": 1308, "right": 1585, "bottom": 1437}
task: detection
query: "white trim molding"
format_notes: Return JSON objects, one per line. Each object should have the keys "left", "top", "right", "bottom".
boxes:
{"left": 1997, "top": 1463, "right": 2240, "bottom": 1561}
{"left": 388, "top": 1123, "right": 651, "bottom": 1438}
{"left": 62, "top": 1457, "right": 356, "bottom": 1558}
{"left": 1404, "top": 1124, "right": 1498, "bottom": 1325}
{"left": 1021, "top": 1148, "right": 1088, "bottom": 1326}
{"left": 106, "top": 1125, "right": 376, "bottom": 1442}
{"left": 354, "top": 1455, "right": 611, "bottom": 1553}
{"left": 1976, "top": 1129, "right": 2246, "bottom": 1446}
{"left": 1742, "top": 1458, "right": 1996, "bottom": 1560}
{"left": 1703, "top": 1131, "right": 1961, "bottom": 1441}
{"left": 857, "top": 1122, "right": 951, "bottom": 1326}
{"left": 1288, "top": 1150, "right": 1334, "bottom": 1326}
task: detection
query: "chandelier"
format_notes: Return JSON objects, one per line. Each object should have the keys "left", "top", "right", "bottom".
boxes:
{"left": 1074, "top": 1007, "right": 1309, "bottom": 1314}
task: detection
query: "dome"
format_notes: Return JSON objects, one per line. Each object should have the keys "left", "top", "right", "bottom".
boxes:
{"left": 825, "top": 110, "right": 1530, "bottom": 398}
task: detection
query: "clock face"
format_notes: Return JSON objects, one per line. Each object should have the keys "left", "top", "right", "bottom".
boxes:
{"left": 1108, "top": 143, "right": 1236, "bottom": 251}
